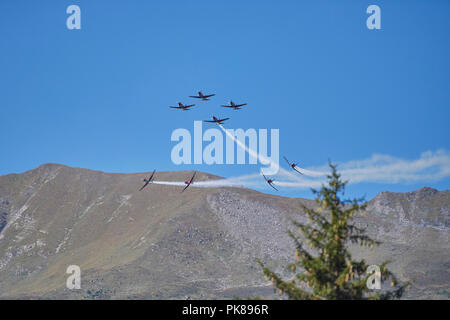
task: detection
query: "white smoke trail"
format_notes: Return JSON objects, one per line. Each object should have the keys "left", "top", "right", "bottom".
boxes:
{"left": 217, "top": 124, "right": 270, "bottom": 167}
{"left": 217, "top": 124, "right": 450, "bottom": 189}
{"left": 217, "top": 124, "right": 325, "bottom": 180}
{"left": 153, "top": 180, "right": 247, "bottom": 188}
{"left": 273, "top": 180, "right": 324, "bottom": 188}
{"left": 152, "top": 175, "right": 319, "bottom": 190}
{"left": 293, "top": 167, "right": 327, "bottom": 178}
{"left": 152, "top": 149, "right": 450, "bottom": 191}
{"left": 153, "top": 181, "right": 185, "bottom": 186}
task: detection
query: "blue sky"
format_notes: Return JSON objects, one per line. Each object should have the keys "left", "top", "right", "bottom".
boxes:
{"left": 1, "top": 0, "right": 449, "bottom": 199}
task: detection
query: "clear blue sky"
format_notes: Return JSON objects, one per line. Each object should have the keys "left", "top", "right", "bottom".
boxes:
{"left": 1, "top": 0, "right": 449, "bottom": 199}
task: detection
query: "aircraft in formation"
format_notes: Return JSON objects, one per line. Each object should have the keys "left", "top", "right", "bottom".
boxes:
{"left": 204, "top": 116, "right": 230, "bottom": 125}
{"left": 169, "top": 102, "right": 195, "bottom": 111}
{"left": 139, "top": 171, "right": 198, "bottom": 193}
{"left": 262, "top": 174, "right": 278, "bottom": 191}
{"left": 139, "top": 169, "right": 156, "bottom": 191}
{"left": 283, "top": 156, "right": 303, "bottom": 175}
{"left": 158, "top": 91, "right": 304, "bottom": 193}
{"left": 139, "top": 156, "right": 304, "bottom": 193}
{"left": 169, "top": 91, "right": 247, "bottom": 119}
{"left": 189, "top": 91, "right": 216, "bottom": 101}
{"left": 182, "top": 171, "right": 196, "bottom": 192}
{"left": 221, "top": 100, "right": 247, "bottom": 110}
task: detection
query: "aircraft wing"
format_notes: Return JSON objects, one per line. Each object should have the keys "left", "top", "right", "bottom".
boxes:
{"left": 293, "top": 166, "right": 304, "bottom": 175}
{"left": 269, "top": 183, "right": 278, "bottom": 191}
{"left": 189, "top": 95, "right": 200, "bottom": 98}
{"left": 236, "top": 103, "right": 247, "bottom": 107}
{"left": 149, "top": 169, "right": 156, "bottom": 180}
{"left": 204, "top": 120, "right": 217, "bottom": 123}
{"left": 283, "top": 156, "right": 291, "bottom": 166}
{"left": 139, "top": 180, "right": 150, "bottom": 191}
{"left": 181, "top": 183, "right": 190, "bottom": 192}
{"left": 203, "top": 94, "right": 215, "bottom": 98}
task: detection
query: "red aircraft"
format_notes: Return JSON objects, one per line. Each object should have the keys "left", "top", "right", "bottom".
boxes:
{"left": 169, "top": 102, "right": 195, "bottom": 111}
{"left": 283, "top": 156, "right": 303, "bottom": 175}
{"left": 262, "top": 174, "right": 278, "bottom": 191}
{"left": 139, "top": 169, "right": 156, "bottom": 191}
{"left": 182, "top": 171, "right": 196, "bottom": 192}
{"left": 204, "top": 116, "right": 230, "bottom": 125}
{"left": 221, "top": 100, "right": 247, "bottom": 110}
{"left": 189, "top": 91, "right": 215, "bottom": 101}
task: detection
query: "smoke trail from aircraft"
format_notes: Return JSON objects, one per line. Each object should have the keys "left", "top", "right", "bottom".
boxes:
{"left": 294, "top": 168, "right": 327, "bottom": 177}
{"left": 152, "top": 181, "right": 185, "bottom": 186}
{"left": 217, "top": 124, "right": 271, "bottom": 169}
{"left": 161, "top": 125, "right": 450, "bottom": 191}
{"left": 273, "top": 150, "right": 450, "bottom": 188}
{"left": 152, "top": 179, "right": 248, "bottom": 188}
{"left": 217, "top": 124, "right": 326, "bottom": 179}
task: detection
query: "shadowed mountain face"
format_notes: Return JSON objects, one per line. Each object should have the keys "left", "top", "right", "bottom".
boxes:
{"left": 0, "top": 164, "right": 448, "bottom": 299}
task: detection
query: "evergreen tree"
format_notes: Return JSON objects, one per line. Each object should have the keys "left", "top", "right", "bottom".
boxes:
{"left": 258, "top": 163, "right": 408, "bottom": 300}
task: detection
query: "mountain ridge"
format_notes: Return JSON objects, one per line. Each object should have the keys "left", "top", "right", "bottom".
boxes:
{"left": 0, "top": 163, "right": 448, "bottom": 299}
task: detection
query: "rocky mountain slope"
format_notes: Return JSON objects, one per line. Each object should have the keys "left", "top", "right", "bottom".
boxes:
{"left": 0, "top": 164, "right": 448, "bottom": 299}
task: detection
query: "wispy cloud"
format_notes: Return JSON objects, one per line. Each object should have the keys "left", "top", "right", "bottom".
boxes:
{"left": 317, "top": 149, "right": 450, "bottom": 184}
{"left": 273, "top": 149, "right": 450, "bottom": 189}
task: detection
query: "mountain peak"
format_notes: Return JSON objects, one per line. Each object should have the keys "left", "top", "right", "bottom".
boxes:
{"left": 410, "top": 187, "right": 439, "bottom": 197}
{"left": 373, "top": 187, "right": 440, "bottom": 201}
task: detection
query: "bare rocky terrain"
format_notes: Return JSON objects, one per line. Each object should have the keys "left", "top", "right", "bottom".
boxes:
{"left": 0, "top": 163, "right": 448, "bottom": 299}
